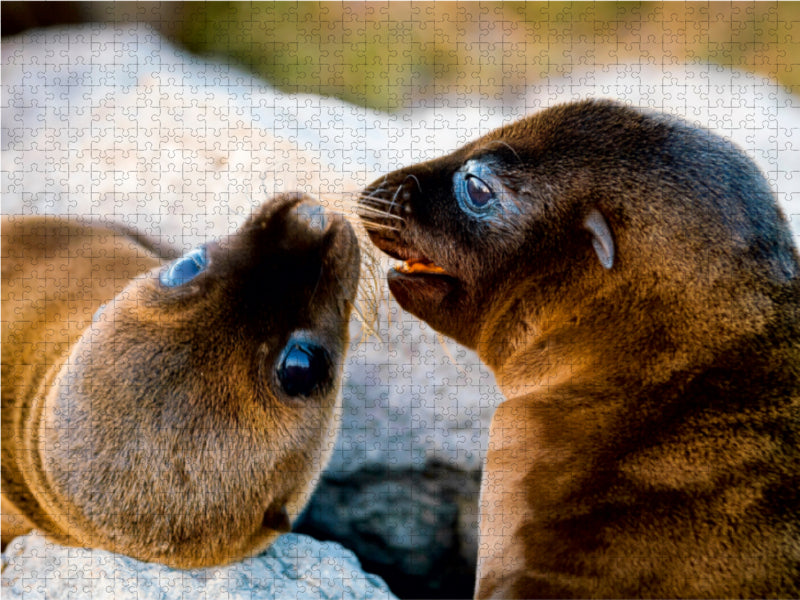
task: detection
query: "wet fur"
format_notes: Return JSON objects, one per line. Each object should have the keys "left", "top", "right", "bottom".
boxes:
{"left": 359, "top": 100, "right": 800, "bottom": 597}
{"left": 1, "top": 193, "right": 360, "bottom": 568}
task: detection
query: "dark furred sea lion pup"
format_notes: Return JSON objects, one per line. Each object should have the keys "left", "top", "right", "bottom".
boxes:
{"left": 1, "top": 193, "right": 360, "bottom": 568}
{"left": 359, "top": 99, "right": 800, "bottom": 598}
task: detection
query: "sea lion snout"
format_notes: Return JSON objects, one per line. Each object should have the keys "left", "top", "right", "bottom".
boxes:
{"left": 1, "top": 193, "right": 361, "bottom": 569}
{"left": 293, "top": 200, "right": 328, "bottom": 233}
{"left": 243, "top": 192, "right": 340, "bottom": 239}
{"left": 231, "top": 193, "right": 361, "bottom": 305}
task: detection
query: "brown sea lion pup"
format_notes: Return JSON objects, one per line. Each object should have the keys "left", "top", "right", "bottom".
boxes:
{"left": 1, "top": 193, "right": 360, "bottom": 569}
{"left": 358, "top": 99, "right": 800, "bottom": 598}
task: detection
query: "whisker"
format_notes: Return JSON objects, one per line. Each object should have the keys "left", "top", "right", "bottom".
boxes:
{"left": 481, "top": 140, "right": 522, "bottom": 163}
{"left": 355, "top": 207, "right": 405, "bottom": 220}
{"left": 357, "top": 193, "right": 397, "bottom": 206}
{"left": 350, "top": 300, "right": 382, "bottom": 341}
{"left": 358, "top": 216, "right": 401, "bottom": 229}
{"left": 387, "top": 184, "right": 406, "bottom": 217}
{"left": 268, "top": 190, "right": 394, "bottom": 341}
{"left": 334, "top": 211, "right": 394, "bottom": 227}
{"left": 404, "top": 174, "right": 423, "bottom": 194}
{"left": 361, "top": 222, "right": 400, "bottom": 233}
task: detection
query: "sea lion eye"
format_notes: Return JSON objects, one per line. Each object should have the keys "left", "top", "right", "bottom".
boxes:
{"left": 465, "top": 175, "right": 494, "bottom": 207}
{"left": 454, "top": 159, "right": 499, "bottom": 216}
{"left": 159, "top": 247, "right": 208, "bottom": 287}
{"left": 277, "top": 341, "right": 331, "bottom": 397}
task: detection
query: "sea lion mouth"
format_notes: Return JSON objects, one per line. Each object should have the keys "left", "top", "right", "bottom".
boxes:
{"left": 395, "top": 257, "right": 449, "bottom": 276}
{"left": 357, "top": 184, "right": 451, "bottom": 277}
{"left": 366, "top": 235, "right": 453, "bottom": 279}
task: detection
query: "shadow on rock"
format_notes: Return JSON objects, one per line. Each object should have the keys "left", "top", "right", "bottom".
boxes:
{"left": 295, "top": 461, "right": 481, "bottom": 599}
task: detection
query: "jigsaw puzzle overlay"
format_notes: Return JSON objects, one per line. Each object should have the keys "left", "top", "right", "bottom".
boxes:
{"left": 2, "top": 6, "right": 800, "bottom": 599}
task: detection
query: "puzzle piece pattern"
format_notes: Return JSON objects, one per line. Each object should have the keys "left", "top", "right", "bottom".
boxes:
{"left": 2, "top": 15, "right": 799, "bottom": 600}
{"left": 2, "top": 531, "right": 396, "bottom": 600}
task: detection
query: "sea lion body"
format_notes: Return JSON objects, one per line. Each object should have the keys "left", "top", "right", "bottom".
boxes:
{"left": 1, "top": 193, "right": 360, "bottom": 568}
{"left": 359, "top": 100, "right": 800, "bottom": 597}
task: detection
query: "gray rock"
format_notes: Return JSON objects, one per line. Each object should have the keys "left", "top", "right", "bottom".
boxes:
{"left": 296, "top": 463, "right": 481, "bottom": 598}
{"left": 1, "top": 532, "right": 397, "bottom": 600}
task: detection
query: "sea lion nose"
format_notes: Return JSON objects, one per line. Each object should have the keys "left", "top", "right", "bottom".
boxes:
{"left": 293, "top": 201, "right": 328, "bottom": 234}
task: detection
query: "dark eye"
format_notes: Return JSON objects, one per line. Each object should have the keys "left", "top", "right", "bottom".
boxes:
{"left": 159, "top": 247, "right": 208, "bottom": 287}
{"left": 454, "top": 159, "right": 499, "bottom": 216}
{"left": 465, "top": 175, "right": 494, "bottom": 207}
{"left": 277, "top": 342, "right": 331, "bottom": 397}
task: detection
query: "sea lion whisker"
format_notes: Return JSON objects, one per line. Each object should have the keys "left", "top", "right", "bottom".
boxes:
{"left": 358, "top": 221, "right": 402, "bottom": 233}
{"left": 436, "top": 333, "right": 467, "bottom": 377}
{"left": 403, "top": 174, "right": 423, "bottom": 195}
{"left": 359, "top": 182, "right": 390, "bottom": 194}
{"left": 355, "top": 193, "right": 395, "bottom": 204}
{"left": 361, "top": 221, "right": 401, "bottom": 233}
{"left": 356, "top": 193, "right": 397, "bottom": 206}
{"left": 359, "top": 185, "right": 396, "bottom": 199}
{"left": 481, "top": 140, "right": 522, "bottom": 163}
{"left": 350, "top": 300, "right": 382, "bottom": 341}
{"left": 387, "top": 183, "right": 406, "bottom": 217}
{"left": 338, "top": 207, "right": 394, "bottom": 228}
{"left": 355, "top": 206, "right": 405, "bottom": 220}
{"left": 356, "top": 213, "right": 401, "bottom": 228}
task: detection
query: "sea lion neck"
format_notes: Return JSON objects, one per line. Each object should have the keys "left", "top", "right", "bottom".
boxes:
{"left": 477, "top": 250, "right": 791, "bottom": 405}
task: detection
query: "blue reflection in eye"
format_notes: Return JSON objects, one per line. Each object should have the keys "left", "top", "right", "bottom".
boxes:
{"left": 277, "top": 342, "right": 331, "bottom": 397}
{"left": 454, "top": 159, "right": 498, "bottom": 217}
{"left": 465, "top": 175, "right": 493, "bottom": 207}
{"left": 159, "top": 247, "right": 208, "bottom": 287}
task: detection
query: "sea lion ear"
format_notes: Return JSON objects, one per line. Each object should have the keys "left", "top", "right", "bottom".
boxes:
{"left": 583, "top": 209, "right": 615, "bottom": 270}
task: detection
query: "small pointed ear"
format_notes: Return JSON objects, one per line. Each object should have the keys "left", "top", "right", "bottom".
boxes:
{"left": 583, "top": 209, "right": 615, "bottom": 270}
{"left": 262, "top": 504, "right": 291, "bottom": 533}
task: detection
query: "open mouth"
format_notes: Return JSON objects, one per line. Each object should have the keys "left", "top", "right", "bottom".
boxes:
{"left": 371, "top": 236, "right": 454, "bottom": 279}
{"left": 356, "top": 190, "right": 455, "bottom": 280}
{"left": 394, "top": 257, "right": 449, "bottom": 275}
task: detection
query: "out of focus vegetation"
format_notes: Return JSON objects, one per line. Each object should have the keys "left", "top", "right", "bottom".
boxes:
{"left": 175, "top": 2, "right": 800, "bottom": 110}
{"left": 4, "top": 2, "right": 799, "bottom": 110}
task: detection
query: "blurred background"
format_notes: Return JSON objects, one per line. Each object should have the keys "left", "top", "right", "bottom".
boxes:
{"left": 4, "top": 1, "right": 799, "bottom": 111}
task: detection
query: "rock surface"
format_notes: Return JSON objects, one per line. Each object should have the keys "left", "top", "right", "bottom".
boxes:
{"left": 3, "top": 23, "right": 799, "bottom": 599}
{"left": 1, "top": 532, "right": 396, "bottom": 600}
{"left": 296, "top": 463, "right": 481, "bottom": 599}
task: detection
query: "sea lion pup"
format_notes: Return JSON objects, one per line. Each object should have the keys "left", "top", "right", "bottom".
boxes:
{"left": 1, "top": 193, "right": 360, "bottom": 569}
{"left": 358, "top": 99, "right": 800, "bottom": 598}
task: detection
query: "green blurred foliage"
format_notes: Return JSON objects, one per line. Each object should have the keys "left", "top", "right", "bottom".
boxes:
{"left": 175, "top": 2, "right": 800, "bottom": 111}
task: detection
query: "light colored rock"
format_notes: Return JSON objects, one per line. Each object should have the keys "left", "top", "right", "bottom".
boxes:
{"left": 1, "top": 531, "right": 397, "bottom": 600}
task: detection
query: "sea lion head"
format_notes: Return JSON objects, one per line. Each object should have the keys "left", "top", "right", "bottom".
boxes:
{"left": 359, "top": 100, "right": 797, "bottom": 376}
{"left": 34, "top": 193, "right": 360, "bottom": 568}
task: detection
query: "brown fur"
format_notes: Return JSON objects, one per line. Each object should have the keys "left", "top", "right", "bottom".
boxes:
{"left": 359, "top": 100, "right": 800, "bottom": 597}
{"left": 1, "top": 193, "right": 360, "bottom": 568}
